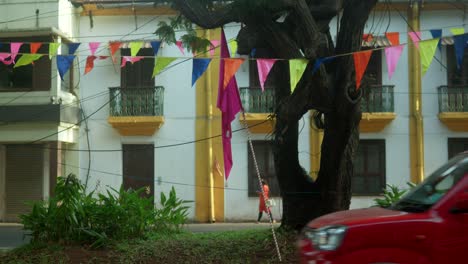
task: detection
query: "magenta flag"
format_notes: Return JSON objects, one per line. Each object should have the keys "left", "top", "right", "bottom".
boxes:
{"left": 408, "top": 31, "right": 422, "bottom": 49}
{"left": 209, "top": 40, "right": 220, "bottom": 56}
{"left": 10, "top": 42, "right": 23, "bottom": 62}
{"left": 0, "top": 53, "right": 13, "bottom": 65}
{"left": 89, "top": 42, "right": 100, "bottom": 55}
{"left": 176, "top": 41, "right": 185, "bottom": 55}
{"left": 384, "top": 45, "right": 404, "bottom": 80}
{"left": 217, "top": 28, "right": 243, "bottom": 180}
{"left": 257, "top": 59, "right": 277, "bottom": 92}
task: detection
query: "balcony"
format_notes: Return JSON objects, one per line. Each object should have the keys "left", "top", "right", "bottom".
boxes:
{"left": 359, "top": 85, "right": 396, "bottom": 133}
{"left": 239, "top": 87, "right": 276, "bottom": 133}
{"left": 437, "top": 86, "right": 468, "bottom": 131}
{"left": 108, "top": 86, "right": 165, "bottom": 136}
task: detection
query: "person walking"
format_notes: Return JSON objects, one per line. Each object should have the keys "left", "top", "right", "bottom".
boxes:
{"left": 257, "top": 179, "right": 274, "bottom": 223}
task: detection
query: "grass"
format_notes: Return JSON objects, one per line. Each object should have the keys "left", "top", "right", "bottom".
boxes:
{"left": 1, "top": 229, "right": 299, "bottom": 264}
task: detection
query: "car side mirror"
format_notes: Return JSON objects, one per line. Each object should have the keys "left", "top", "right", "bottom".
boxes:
{"left": 450, "top": 193, "right": 468, "bottom": 214}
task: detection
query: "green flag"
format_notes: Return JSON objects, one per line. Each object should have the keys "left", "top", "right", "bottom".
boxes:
{"left": 129, "top": 41, "right": 144, "bottom": 57}
{"left": 228, "top": 40, "right": 238, "bottom": 57}
{"left": 450, "top": 28, "right": 464, "bottom": 36}
{"left": 420, "top": 38, "right": 439, "bottom": 75}
{"left": 289, "top": 59, "right": 308, "bottom": 92}
{"left": 152, "top": 57, "right": 177, "bottom": 78}
{"left": 14, "top": 54, "right": 43, "bottom": 68}
{"left": 49, "top": 43, "right": 60, "bottom": 59}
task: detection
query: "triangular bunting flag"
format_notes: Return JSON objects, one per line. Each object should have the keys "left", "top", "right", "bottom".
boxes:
{"left": 223, "top": 58, "right": 245, "bottom": 89}
{"left": 289, "top": 59, "right": 308, "bottom": 92}
{"left": 454, "top": 34, "right": 466, "bottom": 69}
{"left": 385, "top": 45, "right": 404, "bottom": 80}
{"left": 256, "top": 59, "right": 277, "bottom": 92}
{"left": 10, "top": 43, "right": 23, "bottom": 62}
{"left": 312, "top": 57, "right": 335, "bottom": 74}
{"left": 450, "top": 27, "right": 465, "bottom": 36}
{"left": 49, "top": 43, "right": 60, "bottom": 59}
{"left": 120, "top": 56, "right": 143, "bottom": 68}
{"left": 192, "top": 58, "right": 212, "bottom": 86}
{"left": 228, "top": 40, "right": 238, "bottom": 57}
{"left": 408, "top": 31, "right": 422, "bottom": 49}
{"left": 68, "top": 43, "right": 81, "bottom": 55}
{"left": 109, "top": 41, "right": 121, "bottom": 62}
{"left": 14, "top": 54, "right": 43, "bottom": 68}
{"left": 217, "top": 28, "right": 243, "bottom": 180}
{"left": 209, "top": 40, "right": 220, "bottom": 57}
{"left": 85, "top": 56, "right": 97, "bottom": 75}
{"left": 353, "top": 50, "right": 373, "bottom": 89}
{"left": 30, "top": 43, "right": 42, "bottom": 54}
{"left": 129, "top": 41, "right": 143, "bottom": 57}
{"left": 150, "top": 41, "right": 161, "bottom": 55}
{"left": 89, "top": 42, "right": 100, "bottom": 55}
{"left": 385, "top": 32, "right": 400, "bottom": 46}
{"left": 420, "top": 38, "right": 440, "bottom": 76}
{"left": 0, "top": 53, "right": 12, "bottom": 65}
{"left": 57, "top": 55, "right": 75, "bottom": 80}
{"left": 430, "top": 29, "right": 443, "bottom": 51}
{"left": 152, "top": 57, "right": 177, "bottom": 78}
{"left": 176, "top": 41, "right": 185, "bottom": 55}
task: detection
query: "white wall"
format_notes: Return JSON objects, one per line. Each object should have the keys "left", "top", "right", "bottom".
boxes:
{"left": 0, "top": 145, "right": 5, "bottom": 221}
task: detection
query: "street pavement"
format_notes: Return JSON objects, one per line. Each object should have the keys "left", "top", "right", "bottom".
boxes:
{"left": 0, "top": 222, "right": 280, "bottom": 252}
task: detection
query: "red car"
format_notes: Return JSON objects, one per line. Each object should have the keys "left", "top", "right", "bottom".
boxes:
{"left": 298, "top": 152, "right": 468, "bottom": 264}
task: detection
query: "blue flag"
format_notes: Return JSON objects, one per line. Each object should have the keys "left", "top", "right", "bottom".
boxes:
{"left": 150, "top": 41, "right": 161, "bottom": 55}
{"left": 68, "top": 43, "right": 81, "bottom": 55}
{"left": 192, "top": 58, "right": 212, "bottom": 86}
{"left": 430, "top": 29, "right": 442, "bottom": 51}
{"left": 312, "top": 57, "right": 335, "bottom": 74}
{"left": 454, "top": 34, "right": 467, "bottom": 69}
{"left": 57, "top": 55, "right": 75, "bottom": 80}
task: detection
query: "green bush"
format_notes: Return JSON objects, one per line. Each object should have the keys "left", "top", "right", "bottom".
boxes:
{"left": 20, "top": 174, "right": 191, "bottom": 247}
{"left": 373, "top": 182, "right": 416, "bottom": 208}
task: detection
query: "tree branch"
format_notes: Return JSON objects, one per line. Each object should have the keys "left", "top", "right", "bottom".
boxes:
{"left": 172, "top": 0, "right": 239, "bottom": 29}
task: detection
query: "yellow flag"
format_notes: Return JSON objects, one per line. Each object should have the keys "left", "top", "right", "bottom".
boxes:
{"left": 228, "top": 40, "right": 238, "bottom": 57}
{"left": 49, "top": 43, "right": 60, "bottom": 59}
{"left": 14, "top": 54, "right": 43, "bottom": 68}
{"left": 420, "top": 38, "right": 439, "bottom": 75}
{"left": 450, "top": 28, "right": 464, "bottom": 36}
{"left": 289, "top": 59, "right": 308, "bottom": 92}
{"left": 129, "top": 41, "right": 144, "bottom": 57}
{"left": 152, "top": 57, "right": 177, "bottom": 78}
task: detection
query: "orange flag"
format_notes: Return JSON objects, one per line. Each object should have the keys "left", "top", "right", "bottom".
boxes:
{"left": 223, "top": 58, "right": 245, "bottom": 89}
{"left": 30, "top": 43, "right": 42, "bottom": 54}
{"left": 385, "top": 32, "right": 400, "bottom": 46}
{"left": 109, "top": 41, "right": 121, "bottom": 62}
{"left": 353, "top": 50, "right": 373, "bottom": 90}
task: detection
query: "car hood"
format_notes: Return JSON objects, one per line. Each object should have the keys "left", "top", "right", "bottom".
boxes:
{"left": 307, "top": 207, "right": 409, "bottom": 228}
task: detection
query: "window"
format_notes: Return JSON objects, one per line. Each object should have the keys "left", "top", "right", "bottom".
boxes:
{"left": 362, "top": 48, "right": 382, "bottom": 86}
{"left": 0, "top": 37, "right": 52, "bottom": 91}
{"left": 120, "top": 47, "right": 154, "bottom": 88}
{"left": 447, "top": 46, "right": 468, "bottom": 86}
{"left": 353, "top": 139, "right": 386, "bottom": 195}
{"left": 448, "top": 138, "right": 468, "bottom": 159}
{"left": 248, "top": 140, "right": 280, "bottom": 197}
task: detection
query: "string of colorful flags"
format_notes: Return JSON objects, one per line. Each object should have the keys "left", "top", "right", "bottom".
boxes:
{"left": 0, "top": 27, "right": 467, "bottom": 93}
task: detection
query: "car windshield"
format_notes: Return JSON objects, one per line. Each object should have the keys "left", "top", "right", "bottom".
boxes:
{"left": 390, "top": 154, "right": 468, "bottom": 213}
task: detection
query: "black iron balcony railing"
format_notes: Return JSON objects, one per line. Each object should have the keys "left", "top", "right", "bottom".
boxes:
{"left": 360, "top": 85, "right": 395, "bottom": 112}
{"left": 239, "top": 87, "right": 275, "bottom": 113}
{"left": 438, "top": 86, "right": 468, "bottom": 112}
{"left": 109, "top": 86, "right": 164, "bottom": 116}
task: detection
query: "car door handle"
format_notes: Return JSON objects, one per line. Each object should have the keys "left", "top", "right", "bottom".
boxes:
{"left": 415, "top": 235, "right": 426, "bottom": 241}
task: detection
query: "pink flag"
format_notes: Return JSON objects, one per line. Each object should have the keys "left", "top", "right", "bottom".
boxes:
{"left": 120, "top": 56, "right": 143, "bottom": 67}
{"left": 89, "top": 42, "right": 100, "bottom": 55}
{"left": 384, "top": 45, "right": 404, "bottom": 80}
{"left": 217, "top": 28, "right": 243, "bottom": 180}
{"left": 10, "top": 42, "right": 23, "bottom": 62}
{"left": 176, "top": 41, "right": 185, "bottom": 55}
{"left": 408, "top": 31, "right": 422, "bottom": 49}
{"left": 0, "top": 53, "right": 13, "bottom": 65}
{"left": 256, "top": 59, "right": 277, "bottom": 92}
{"left": 209, "top": 40, "right": 220, "bottom": 56}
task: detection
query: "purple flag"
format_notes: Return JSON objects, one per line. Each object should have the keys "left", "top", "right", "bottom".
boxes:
{"left": 57, "top": 55, "right": 75, "bottom": 80}
{"left": 217, "top": 28, "right": 243, "bottom": 180}
{"left": 384, "top": 45, "right": 404, "bottom": 80}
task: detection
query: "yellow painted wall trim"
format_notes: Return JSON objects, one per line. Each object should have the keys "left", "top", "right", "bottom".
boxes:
{"left": 107, "top": 116, "right": 164, "bottom": 136}
{"left": 375, "top": 3, "right": 465, "bottom": 11}
{"left": 309, "top": 112, "right": 323, "bottom": 180}
{"left": 81, "top": 4, "right": 177, "bottom": 16}
{"left": 239, "top": 113, "right": 275, "bottom": 134}
{"left": 359, "top": 113, "right": 396, "bottom": 133}
{"left": 438, "top": 112, "right": 468, "bottom": 132}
